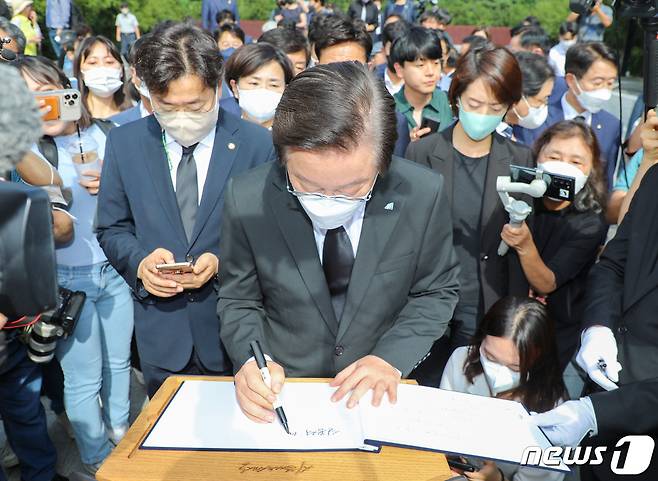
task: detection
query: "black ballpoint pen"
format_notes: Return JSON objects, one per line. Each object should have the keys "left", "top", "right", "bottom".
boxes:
{"left": 250, "top": 340, "right": 290, "bottom": 434}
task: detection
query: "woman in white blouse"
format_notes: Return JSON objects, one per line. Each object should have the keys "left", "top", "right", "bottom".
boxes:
{"left": 441, "top": 296, "right": 567, "bottom": 481}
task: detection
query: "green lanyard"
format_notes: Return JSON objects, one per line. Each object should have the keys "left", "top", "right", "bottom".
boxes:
{"left": 161, "top": 130, "right": 173, "bottom": 171}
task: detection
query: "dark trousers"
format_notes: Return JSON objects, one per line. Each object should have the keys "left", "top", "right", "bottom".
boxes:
{"left": 140, "top": 348, "right": 230, "bottom": 398}
{"left": 0, "top": 338, "right": 56, "bottom": 481}
{"left": 120, "top": 33, "right": 136, "bottom": 58}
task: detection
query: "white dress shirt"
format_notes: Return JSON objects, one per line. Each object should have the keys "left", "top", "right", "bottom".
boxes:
{"left": 311, "top": 202, "right": 366, "bottom": 263}
{"left": 384, "top": 68, "right": 404, "bottom": 96}
{"left": 164, "top": 127, "right": 216, "bottom": 204}
{"left": 561, "top": 92, "right": 591, "bottom": 126}
{"left": 139, "top": 101, "right": 150, "bottom": 119}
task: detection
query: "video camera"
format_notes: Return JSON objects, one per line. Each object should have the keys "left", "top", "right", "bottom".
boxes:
{"left": 497, "top": 165, "right": 577, "bottom": 256}
{"left": 25, "top": 287, "right": 85, "bottom": 363}
{"left": 0, "top": 37, "right": 16, "bottom": 62}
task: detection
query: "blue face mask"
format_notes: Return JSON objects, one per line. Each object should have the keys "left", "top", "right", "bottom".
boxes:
{"left": 458, "top": 99, "right": 505, "bottom": 141}
{"left": 220, "top": 47, "right": 236, "bottom": 60}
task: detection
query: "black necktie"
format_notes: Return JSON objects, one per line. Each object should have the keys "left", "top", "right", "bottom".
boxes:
{"left": 176, "top": 143, "right": 198, "bottom": 241}
{"left": 322, "top": 227, "right": 354, "bottom": 322}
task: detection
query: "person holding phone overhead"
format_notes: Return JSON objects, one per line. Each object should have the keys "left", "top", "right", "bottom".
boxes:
{"left": 96, "top": 23, "right": 275, "bottom": 400}
{"left": 15, "top": 55, "right": 133, "bottom": 475}
{"left": 405, "top": 45, "right": 532, "bottom": 386}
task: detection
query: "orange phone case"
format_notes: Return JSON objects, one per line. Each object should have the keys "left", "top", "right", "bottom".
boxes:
{"left": 40, "top": 96, "right": 61, "bottom": 122}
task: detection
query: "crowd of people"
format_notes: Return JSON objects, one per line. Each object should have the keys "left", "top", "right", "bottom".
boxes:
{"left": 1, "top": 0, "right": 657, "bottom": 480}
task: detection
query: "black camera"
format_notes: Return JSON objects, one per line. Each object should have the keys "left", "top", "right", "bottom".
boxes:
{"left": 510, "top": 165, "right": 577, "bottom": 201}
{"left": 0, "top": 37, "right": 16, "bottom": 62}
{"left": 25, "top": 287, "right": 85, "bottom": 364}
{"left": 569, "top": 0, "right": 597, "bottom": 15}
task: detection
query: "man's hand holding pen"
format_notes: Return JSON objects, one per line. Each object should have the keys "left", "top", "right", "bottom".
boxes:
{"left": 235, "top": 359, "right": 286, "bottom": 424}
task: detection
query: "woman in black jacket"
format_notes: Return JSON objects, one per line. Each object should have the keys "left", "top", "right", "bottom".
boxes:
{"left": 501, "top": 120, "right": 607, "bottom": 371}
{"left": 405, "top": 45, "right": 533, "bottom": 384}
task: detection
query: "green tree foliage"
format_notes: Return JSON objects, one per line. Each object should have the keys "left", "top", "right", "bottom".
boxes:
{"left": 31, "top": 0, "right": 570, "bottom": 38}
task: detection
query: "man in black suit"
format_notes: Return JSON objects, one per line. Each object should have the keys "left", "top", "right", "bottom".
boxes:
{"left": 96, "top": 23, "right": 275, "bottom": 398}
{"left": 537, "top": 159, "right": 658, "bottom": 480}
{"left": 218, "top": 62, "right": 460, "bottom": 424}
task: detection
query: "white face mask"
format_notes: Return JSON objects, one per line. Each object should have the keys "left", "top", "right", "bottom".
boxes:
{"left": 289, "top": 177, "right": 376, "bottom": 230}
{"left": 574, "top": 78, "right": 612, "bottom": 114}
{"left": 237, "top": 87, "right": 282, "bottom": 123}
{"left": 513, "top": 97, "right": 548, "bottom": 130}
{"left": 479, "top": 346, "right": 521, "bottom": 395}
{"left": 539, "top": 160, "right": 589, "bottom": 199}
{"left": 82, "top": 67, "right": 123, "bottom": 98}
{"left": 153, "top": 90, "right": 219, "bottom": 147}
{"left": 559, "top": 39, "right": 576, "bottom": 50}
{"left": 134, "top": 77, "right": 150, "bottom": 100}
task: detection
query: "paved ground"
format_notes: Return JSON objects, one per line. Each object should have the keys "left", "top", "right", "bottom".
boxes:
{"left": 1, "top": 370, "right": 148, "bottom": 480}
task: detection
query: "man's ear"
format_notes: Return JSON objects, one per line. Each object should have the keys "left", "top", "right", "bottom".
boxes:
{"left": 229, "top": 79, "right": 239, "bottom": 99}
{"left": 565, "top": 72, "right": 578, "bottom": 93}
{"left": 393, "top": 62, "right": 404, "bottom": 79}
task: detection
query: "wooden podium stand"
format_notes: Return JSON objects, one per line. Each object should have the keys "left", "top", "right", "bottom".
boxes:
{"left": 97, "top": 376, "right": 454, "bottom": 481}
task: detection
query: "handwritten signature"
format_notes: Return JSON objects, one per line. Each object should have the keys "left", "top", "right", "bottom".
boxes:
{"left": 238, "top": 462, "right": 313, "bottom": 475}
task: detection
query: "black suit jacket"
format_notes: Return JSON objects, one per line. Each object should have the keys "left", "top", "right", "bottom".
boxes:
{"left": 218, "top": 157, "right": 460, "bottom": 377}
{"left": 405, "top": 124, "right": 533, "bottom": 314}
{"left": 582, "top": 164, "right": 658, "bottom": 385}
{"left": 347, "top": 1, "right": 379, "bottom": 27}
{"left": 586, "top": 380, "right": 658, "bottom": 480}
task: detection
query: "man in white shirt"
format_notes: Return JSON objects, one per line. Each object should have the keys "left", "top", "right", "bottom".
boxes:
{"left": 218, "top": 62, "right": 460, "bottom": 424}
{"left": 115, "top": 2, "right": 140, "bottom": 57}
{"left": 96, "top": 23, "right": 275, "bottom": 397}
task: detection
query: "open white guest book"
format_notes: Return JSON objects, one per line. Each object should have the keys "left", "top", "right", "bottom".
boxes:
{"left": 141, "top": 379, "right": 568, "bottom": 473}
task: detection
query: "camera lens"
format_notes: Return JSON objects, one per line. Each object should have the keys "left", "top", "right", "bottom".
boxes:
{"left": 72, "top": 93, "right": 78, "bottom": 99}
{"left": 69, "top": 101, "right": 75, "bottom": 106}
{"left": 65, "top": 94, "right": 71, "bottom": 100}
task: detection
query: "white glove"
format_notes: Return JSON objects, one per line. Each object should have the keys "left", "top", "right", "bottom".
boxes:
{"left": 576, "top": 326, "right": 622, "bottom": 391}
{"left": 531, "top": 398, "right": 598, "bottom": 447}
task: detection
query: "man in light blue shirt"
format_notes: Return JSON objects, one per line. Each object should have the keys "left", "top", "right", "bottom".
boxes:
{"left": 45, "top": 0, "right": 71, "bottom": 58}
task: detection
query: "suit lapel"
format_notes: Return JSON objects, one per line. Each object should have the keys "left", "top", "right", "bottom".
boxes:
{"left": 427, "top": 127, "right": 454, "bottom": 204}
{"left": 142, "top": 117, "right": 188, "bottom": 245}
{"left": 268, "top": 170, "right": 339, "bottom": 336}
{"left": 480, "top": 134, "right": 513, "bottom": 250}
{"left": 336, "top": 173, "right": 404, "bottom": 342}
{"left": 189, "top": 115, "right": 239, "bottom": 247}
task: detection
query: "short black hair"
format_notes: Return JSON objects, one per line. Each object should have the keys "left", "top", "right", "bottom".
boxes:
{"left": 216, "top": 8, "right": 236, "bottom": 25}
{"left": 136, "top": 22, "right": 222, "bottom": 96}
{"left": 510, "top": 23, "right": 527, "bottom": 38}
{"left": 273, "top": 62, "right": 397, "bottom": 172}
{"left": 419, "top": 7, "right": 451, "bottom": 26}
{"left": 381, "top": 19, "right": 409, "bottom": 47}
{"left": 565, "top": 41, "right": 617, "bottom": 78}
{"left": 313, "top": 14, "right": 373, "bottom": 61}
{"left": 520, "top": 26, "right": 551, "bottom": 55}
{"left": 444, "top": 47, "right": 459, "bottom": 68}
{"left": 224, "top": 43, "right": 294, "bottom": 87}
{"left": 390, "top": 26, "right": 442, "bottom": 68}
{"left": 461, "top": 35, "right": 490, "bottom": 50}
{"left": 559, "top": 21, "right": 579, "bottom": 37}
{"left": 514, "top": 51, "right": 555, "bottom": 97}
{"left": 120, "top": 2, "right": 129, "bottom": 8}
{"left": 214, "top": 23, "right": 245, "bottom": 44}
{"left": 522, "top": 15, "right": 541, "bottom": 27}
{"left": 258, "top": 26, "right": 310, "bottom": 64}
